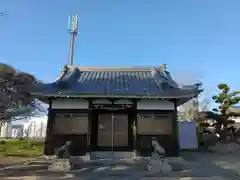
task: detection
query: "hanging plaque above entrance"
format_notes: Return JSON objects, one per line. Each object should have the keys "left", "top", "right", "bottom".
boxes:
{"left": 92, "top": 104, "right": 133, "bottom": 109}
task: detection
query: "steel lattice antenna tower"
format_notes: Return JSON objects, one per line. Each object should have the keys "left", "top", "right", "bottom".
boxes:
{"left": 68, "top": 14, "right": 78, "bottom": 66}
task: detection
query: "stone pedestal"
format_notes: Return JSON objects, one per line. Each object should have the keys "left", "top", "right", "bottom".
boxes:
{"left": 147, "top": 140, "right": 172, "bottom": 174}
{"left": 48, "top": 158, "right": 70, "bottom": 171}
{"left": 147, "top": 157, "right": 172, "bottom": 173}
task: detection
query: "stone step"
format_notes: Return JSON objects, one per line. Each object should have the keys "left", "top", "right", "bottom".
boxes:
{"left": 90, "top": 151, "right": 134, "bottom": 160}
{"left": 48, "top": 159, "right": 70, "bottom": 171}
{"left": 147, "top": 164, "right": 172, "bottom": 173}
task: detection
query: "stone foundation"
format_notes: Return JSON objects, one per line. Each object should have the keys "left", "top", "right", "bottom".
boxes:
{"left": 48, "top": 158, "right": 70, "bottom": 171}
{"left": 147, "top": 158, "right": 172, "bottom": 173}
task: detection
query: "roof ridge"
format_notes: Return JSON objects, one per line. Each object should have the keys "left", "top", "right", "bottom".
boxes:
{"left": 68, "top": 65, "right": 161, "bottom": 71}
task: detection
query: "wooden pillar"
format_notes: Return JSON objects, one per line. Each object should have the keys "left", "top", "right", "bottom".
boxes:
{"left": 132, "top": 99, "right": 138, "bottom": 155}
{"left": 90, "top": 99, "right": 97, "bottom": 151}
{"left": 44, "top": 99, "right": 55, "bottom": 155}
{"left": 169, "top": 98, "right": 180, "bottom": 157}
{"left": 87, "top": 99, "right": 92, "bottom": 152}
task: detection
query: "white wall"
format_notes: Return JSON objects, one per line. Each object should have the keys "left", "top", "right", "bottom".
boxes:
{"left": 12, "top": 126, "right": 24, "bottom": 138}
{"left": 52, "top": 99, "right": 88, "bottom": 109}
{"left": 23, "top": 116, "right": 48, "bottom": 139}
{"left": 137, "top": 100, "right": 174, "bottom": 110}
{"left": 52, "top": 99, "right": 175, "bottom": 110}
{"left": 0, "top": 122, "right": 12, "bottom": 138}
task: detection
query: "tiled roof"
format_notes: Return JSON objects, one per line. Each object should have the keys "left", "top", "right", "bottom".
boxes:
{"left": 227, "top": 106, "right": 240, "bottom": 115}
{"left": 199, "top": 111, "right": 226, "bottom": 122}
{"left": 32, "top": 66, "right": 202, "bottom": 98}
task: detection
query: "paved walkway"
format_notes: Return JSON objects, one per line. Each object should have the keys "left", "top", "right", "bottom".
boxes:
{"left": 1, "top": 151, "right": 240, "bottom": 179}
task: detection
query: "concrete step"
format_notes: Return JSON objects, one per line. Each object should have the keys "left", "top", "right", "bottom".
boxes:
{"left": 90, "top": 151, "right": 134, "bottom": 160}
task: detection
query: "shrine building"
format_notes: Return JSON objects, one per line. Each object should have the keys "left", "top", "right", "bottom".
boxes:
{"left": 31, "top": 64, "right": 202, "bottom": 158}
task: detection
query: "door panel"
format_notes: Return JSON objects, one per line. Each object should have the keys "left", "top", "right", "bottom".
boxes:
{"left": 113, "top": 114, "right": 128, "bottom": 146}
{"left": 97, "top": 113, "right": 129, "bottom": 148}
{"left": 97, "top": 114, "right": 113, "bottom": 146}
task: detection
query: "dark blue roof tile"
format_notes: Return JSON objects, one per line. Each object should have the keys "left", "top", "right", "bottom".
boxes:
{"left": 70, "top": 70, "right": 161, "bottom": 95}
{"left": 32, "top": 66, "right": 202, "bottom": 98}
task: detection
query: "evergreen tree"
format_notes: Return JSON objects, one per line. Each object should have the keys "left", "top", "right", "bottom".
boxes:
{"left": 212, "top": 83, "right": 240, "bottom": 140}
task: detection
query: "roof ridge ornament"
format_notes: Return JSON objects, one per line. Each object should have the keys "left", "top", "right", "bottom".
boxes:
{"left": 160, "top": 64, "right": 166, "bottom": 72}
{"left": 59, "top": 64, "right": 69, "bottom": 78}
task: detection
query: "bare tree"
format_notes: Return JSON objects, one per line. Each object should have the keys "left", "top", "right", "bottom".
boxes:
{"left": 172, "top": 70, "right": 209, "bottom": 120}
{"left": 178, "top": 97, "right": 210, "bottom": 120}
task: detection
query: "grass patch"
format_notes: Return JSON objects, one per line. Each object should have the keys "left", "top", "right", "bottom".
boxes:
{"left": 0, "top": 139, "right": 44, "bottom": 157}
{"left": 0, "top": 139, "right": 44, "bottom": 167}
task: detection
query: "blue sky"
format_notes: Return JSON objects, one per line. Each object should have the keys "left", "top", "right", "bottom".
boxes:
{"left": 1, "top": 0, "right": 240, "bottom": 103}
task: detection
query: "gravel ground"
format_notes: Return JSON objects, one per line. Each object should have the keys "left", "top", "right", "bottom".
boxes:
{"left": 0, "top": 155, "right": 36, "bottom": 168}
{"left": 1, "top": 151, "right": 240, "bottom": 180}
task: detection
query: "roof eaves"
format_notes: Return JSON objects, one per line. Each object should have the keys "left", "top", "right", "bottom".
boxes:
{"left": 31, "top": 91, "right": 201, "bottom": 99}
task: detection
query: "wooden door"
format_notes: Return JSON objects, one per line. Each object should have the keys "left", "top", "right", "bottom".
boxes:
{"left": 113, "top": 114, "right": 128, "bottom": 147}
{"left": 97, "top": 113, "right": 129, "bottom": 149}
{"left": 97, "top": 113, "right": 113, "bottom": 147}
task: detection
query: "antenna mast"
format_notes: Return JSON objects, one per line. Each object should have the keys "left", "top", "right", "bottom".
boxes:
{"left": 68, "top": 14, "right": 78, "bottom": 66}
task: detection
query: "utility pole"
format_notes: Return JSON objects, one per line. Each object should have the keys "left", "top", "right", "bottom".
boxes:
{"left": 68, "top": 14, "right": 78, "bottom": 66}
